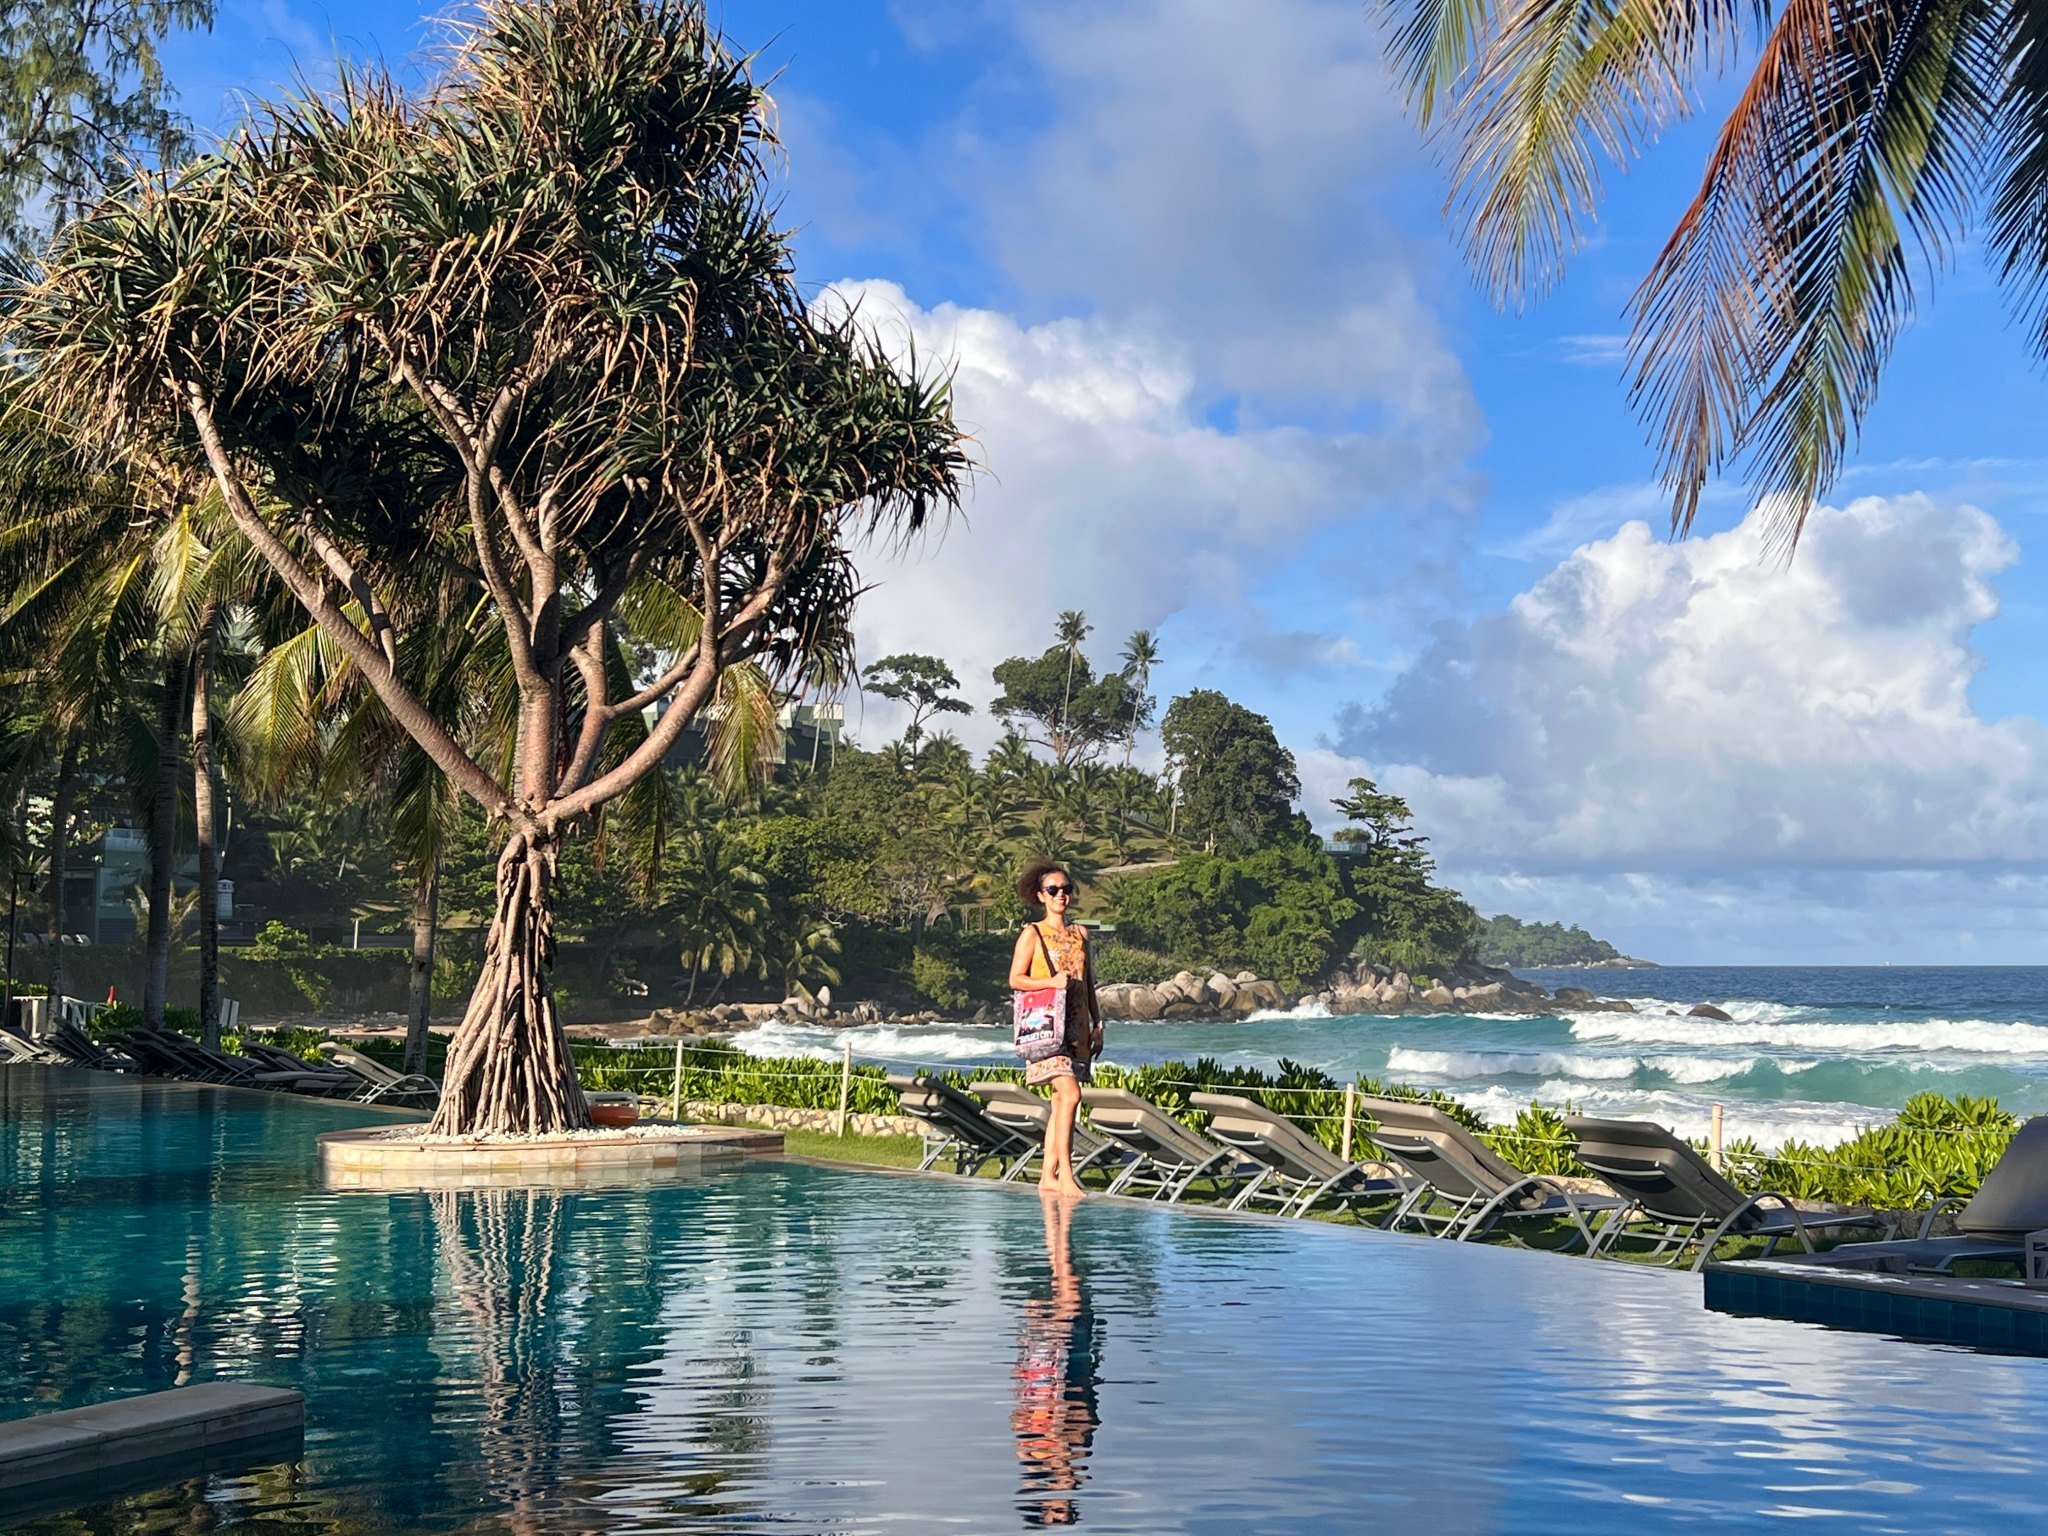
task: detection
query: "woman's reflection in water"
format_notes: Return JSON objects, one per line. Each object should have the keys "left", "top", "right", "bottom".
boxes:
{"left": 1013, "top": 1191, "right": 1103, "bottom": 1527}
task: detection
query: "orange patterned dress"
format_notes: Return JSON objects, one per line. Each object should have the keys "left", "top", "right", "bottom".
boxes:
{"left": 1022, "top": 921, "right": 1099, "bottom": 1087}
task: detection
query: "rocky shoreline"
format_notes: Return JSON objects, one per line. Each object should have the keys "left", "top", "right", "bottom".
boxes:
{"left": 593, "top": 959, "right": 1727, "bottom": 1039}
{"left": 1095, "top": 960, "right": 1641, "bottom": 1020}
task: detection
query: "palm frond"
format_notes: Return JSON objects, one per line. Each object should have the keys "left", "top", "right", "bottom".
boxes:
{"left": 1445, "top": 0, "right": 1745, "bottom": 303}
{"left": 1629, "top": 0, "right": 2001, "bottom": 539}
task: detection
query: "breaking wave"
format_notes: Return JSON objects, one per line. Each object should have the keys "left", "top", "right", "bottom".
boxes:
{"left": 1246, "top": 998, "right": 1333, "bottom": 1022}
{"left": 1566, "top": 1013, "right": 2048, "bottom": 1056}
{"left": 729, "top": 1021, "right": 1011, "bottom": 1065}
{"left": 1449, "top": 1082, "right": 1889, "bottom": 1149}
{"left": 1385, "top": 1047, "right": 1761, "bottom": 1084}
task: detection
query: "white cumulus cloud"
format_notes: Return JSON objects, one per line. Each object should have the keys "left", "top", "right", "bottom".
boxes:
{"left": 827, "top": 280, "right": 1476, "bottom": 747}
{"left": 1324, "top": 492, "right": 2048, "bottom": 871}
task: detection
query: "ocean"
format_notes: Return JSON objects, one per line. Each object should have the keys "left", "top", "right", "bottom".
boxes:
{"left": 730, "top": 966, "right": 2048, "bottom": 1151}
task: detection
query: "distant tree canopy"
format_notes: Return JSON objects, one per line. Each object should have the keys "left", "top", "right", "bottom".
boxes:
{"left": 1475, "top": 914, "right": 1624, "bottom": 968}
{"left": 0, "top": 0, "right": 214, "bottom": 248}
{"left": 862, "top": 653, "right": 970, "bottom": 760}
{"left": 990, "top": 644, "right": 1138, "bottom": 767}
{"left": 1161, "top": 689, "right": 1302, "bottom": 852}
{"left": 1330, "top": 776, "right": 1478, "bottom": 974}
{"left": 1109, "top": 841, "right": 1358, "bottom": 990}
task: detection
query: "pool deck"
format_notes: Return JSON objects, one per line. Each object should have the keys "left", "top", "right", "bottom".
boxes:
{"left": 1706, "top": 1256, "right": 2048, "bottom": 1353}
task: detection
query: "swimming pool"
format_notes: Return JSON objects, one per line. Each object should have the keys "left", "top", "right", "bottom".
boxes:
{"left": 4, "top": 1065, "right": 2046, "bottom": 1532}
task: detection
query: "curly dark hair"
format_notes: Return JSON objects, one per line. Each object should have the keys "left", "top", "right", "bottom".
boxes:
{"left": 1017, "top": 860, "right": 1069, "bottom": 910}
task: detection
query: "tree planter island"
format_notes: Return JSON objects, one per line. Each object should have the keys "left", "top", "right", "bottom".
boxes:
{"left": 318, "top": 1122, "right": 782, "bottom": 1191}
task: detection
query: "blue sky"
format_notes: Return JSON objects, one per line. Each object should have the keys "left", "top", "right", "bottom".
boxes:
{"left": 160, "top": 0, "right": 2048, "bottom": 962}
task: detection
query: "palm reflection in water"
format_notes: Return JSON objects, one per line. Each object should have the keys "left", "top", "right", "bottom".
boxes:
{"left": 1012, "top": 1192, "right": 1103, "bottom": 1527}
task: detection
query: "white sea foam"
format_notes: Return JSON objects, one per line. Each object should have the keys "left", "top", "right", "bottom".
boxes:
{"left": 1451, "top": 1082, "right": 1888, "bottom": 1149}
{"left": 1246, "top": 999, "right": 1333, "bottom": 1022}
{"left": 1386, "top": 1046, "right": 1765, "bottom": 1086}
{"left": 730, "top": 1021, "right": 1010, "bottom": 1066}
{"left": 1388, "top": 1047, "right": 1637, "bottom": 1081}
{"left": 1649, "top": 1053, "right": 1764, "bottom": 1084}
{"left": 1567, "top": 1012, "right": 2048, "bottom": 1057}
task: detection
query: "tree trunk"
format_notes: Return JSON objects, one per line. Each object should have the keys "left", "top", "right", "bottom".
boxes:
{"left": 428, "top": 830, "right": 587, "bottom": 1136}
{"left": 45, "top": 734, "right": 77, "bottom": 1007}
{"left": 144, "top": 652, "right": 188, "bottom": 1032}
{"left": 192, "top": 614, "right": 221, "bottom": 1049}
{"left": 404, "top": 856, "right": 440, "bottom": 1079}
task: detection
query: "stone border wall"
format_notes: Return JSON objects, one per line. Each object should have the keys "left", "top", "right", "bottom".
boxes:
{"left": 676, "top": 1098, "right": 923, "bottom": 1140}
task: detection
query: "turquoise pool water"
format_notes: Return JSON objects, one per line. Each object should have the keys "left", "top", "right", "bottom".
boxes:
{"left": 4, "top": 1065, "right": 2048, "bottom": 1532}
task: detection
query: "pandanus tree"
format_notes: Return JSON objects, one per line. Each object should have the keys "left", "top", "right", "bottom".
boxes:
{"left": 1383, "top": 0, "right": 2048, "bottom": 535}
{"left": 16, "top": 0, "right": 968, "bottom": 1134}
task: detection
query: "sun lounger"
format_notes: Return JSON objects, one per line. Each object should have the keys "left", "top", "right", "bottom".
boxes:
{"left": 315, "top": 1041, "right": 440, "bottom": 1104}
{"left": 112, "top": 1028, "right": 252, "bottom": 1084}
{"left": 1076, "top": 1087, "right": 1264, "bottom": 1203}
{"left": 1189, "top": 1091, "right": 1411, "bottom": 1217}
{"left": 886, "top": 1073, "right": 1034, "bottom": 1175}
{"left": 1769, "top": 1117, "right": 2048, "bottom": 1276}
{"left": 241, "top": 1042, "right": 358, "bottom": 1096}
{"left": 967, "top": 1079, "right": 1134, "bottom": 1185}
{"left": 1564, "top": 1114, "right": 1896, "bottom": 1270}
{"left": 0, "top": 1027, "right": 56, "bottom": 1064}
{"left": 46, "top": 1023, "right": 139, "bottom": 1072}
{"left": 1359, "top": 1095, "right": 1622, "bottom": 1250}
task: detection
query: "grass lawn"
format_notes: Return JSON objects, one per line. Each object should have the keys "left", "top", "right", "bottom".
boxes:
{"left": 776, "top": 1127, "right": 932, "bottom": 1169}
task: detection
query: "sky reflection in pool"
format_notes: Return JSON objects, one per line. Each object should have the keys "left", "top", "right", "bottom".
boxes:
{"left": 2, "top": 1067, "right": 2045, "bottom": 1533}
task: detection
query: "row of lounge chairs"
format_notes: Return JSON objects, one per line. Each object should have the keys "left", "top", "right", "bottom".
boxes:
{"left": 887, "top": 1074, "right": 1910, "bottom": 1269}
{"left": 1, "top": 1017, "right": 437, "bottom": 1105}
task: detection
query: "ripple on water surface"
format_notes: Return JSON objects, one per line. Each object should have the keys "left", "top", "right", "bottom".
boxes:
{"left": 3, "top": 1066, "right": 2047, "bottom": 1534}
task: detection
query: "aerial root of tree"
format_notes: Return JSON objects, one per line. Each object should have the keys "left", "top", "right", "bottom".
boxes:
{"left": 428, "top": 831, "right": 589, "bottom": 1137}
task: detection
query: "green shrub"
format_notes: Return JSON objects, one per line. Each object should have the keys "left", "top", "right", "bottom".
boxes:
{"left": 1484, "top": 1101, "right": 1586, "bottom": 1178}
{"left": 1091, "top": 941, "right": 1176, "bottom": 985}
{"left": 908, "top": 946, "right": 970, "bottom": 1009}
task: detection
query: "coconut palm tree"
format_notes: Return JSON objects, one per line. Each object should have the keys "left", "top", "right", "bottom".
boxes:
{"left": 0, "top": 426, "right": 217, "bottom": 1034}
{"left": 985, "top": 730, "right": 1035, "bottom": 786}
{"left": 1384, "top": 0, "right": 2043, "bottom": 538}
{"left": 0, "top": 423, "right": 153, "bottom": 1010}
{"left": 1056, "top": 610, "right": 1091, "bottom": 733}
{"left": 766, "top": 916, "right": 840, "bottom": 1001}
{"left": 671, "top": 828, "right": 766, "bottom": 1004}
{"left": 1118, "top": 629, "right": 1159, "bottom": 766}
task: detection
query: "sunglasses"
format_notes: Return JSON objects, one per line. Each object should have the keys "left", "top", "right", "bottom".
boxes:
{"left": 1039, "top": 884, "right": 1073, "bottom": 897}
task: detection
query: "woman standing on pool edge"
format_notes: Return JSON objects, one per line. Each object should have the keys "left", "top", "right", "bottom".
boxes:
{"left": 1009, "top": 861, "right": 1103, "bottom": 1198}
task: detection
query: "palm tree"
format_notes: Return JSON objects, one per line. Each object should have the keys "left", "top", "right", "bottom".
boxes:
{"left": 1118, "top": 629, "right": 1159, "bottom": 767}
{"left": 0, "top": 428, "right": 151, "bottom": 1011}
{"left": 1023, "top": 809, "right": 1079, "bottom": 868}
{"left": 1383, "top": 0, "right": 2039, "bottom": 539}
{"left": 149, "top": 497, "right": 270, "bottom": 1046}
{"left": 0, "top": 426, "right": 202, "bottom": 1034}
{"left": 671, "top": 829, "right": 766, "bottom": 1004}
{"left": 1056, "top": 610, "right": 1091, "bottom": 734}
{"left": 985, "top": 731, "right": 1035, "bottom": 786}
{"left": 767, "top": 917, "right": 840, "bottom": 1001}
